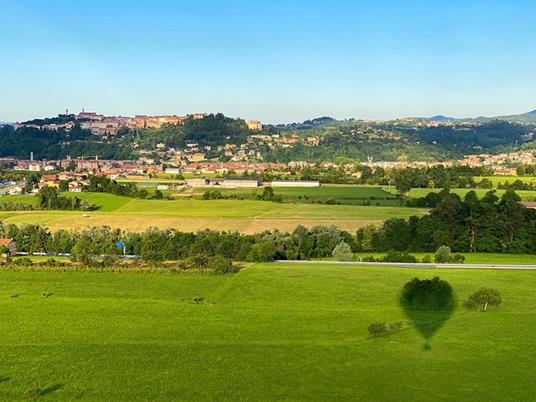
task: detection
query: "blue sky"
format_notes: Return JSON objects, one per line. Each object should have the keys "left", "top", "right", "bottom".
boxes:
{"left": 1, "top": 0, "right": 536, "bottom": 123}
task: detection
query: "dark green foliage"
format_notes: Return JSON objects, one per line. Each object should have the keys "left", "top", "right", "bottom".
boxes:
{"left": 85, "top": 176, "right": 165, "bottom": 200}
{"left": 357, "top": 189, "right": 536, "bottom": 254}
{"left": 209, "top": 256, "right": 236, "bottom": 274}
{"left": 465, "top": 288, "right": 502, "bottom": 311}
{"left": 136, "top": 113, "right": 252, "bottom": 149}
{"left": 368, "top": 321, "right": 405, "bottom": 338}
{"left": 0, "top": 125, "right": 132, "bottom": 160}
{"left": 38, "top": 187, "right": 95, "bottom": 211}
{"left": 202, "top": 190, "right": 224, "bottom": 200}
{"left": 368, "top": 322, "right": 390, "bottom": 338}
{"left": 382, "top": 251, "right": 418, "bottom": 263}
{"left": 15, "top": 257, "right": 33, "bottom": 266}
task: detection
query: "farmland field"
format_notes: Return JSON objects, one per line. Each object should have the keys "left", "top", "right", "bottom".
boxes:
{"left": 0, "top": 194, "right": 424, "bottom": 233}
{"left": 0, "top": 263, "right": 534, "bottom": 401}
{"left": 476, "top": 175, "right": 536, "bottom": 186}
{"left": 193, "top": 185, "right": 399, "bottom": 205}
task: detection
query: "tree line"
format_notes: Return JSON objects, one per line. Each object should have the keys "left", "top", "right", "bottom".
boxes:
{"left": 357, "top": 189, "right": 535, "bottom": 253}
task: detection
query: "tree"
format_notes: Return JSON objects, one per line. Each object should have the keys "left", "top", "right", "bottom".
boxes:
{"left": 58, "top": 180, "right": 69, "bottom": 192}
{"left": 465, "top": 288, "right": 502, "bottom": 311}
{"left": 247, "top": 242, "right": 276, "bottom": 262}
{"left": 209, "top": 256, "right": 236, "bottom": 274}
{"left": 332, "top": 241, "right": 352, "bottom": 261}
{"left": 141, "top": 239, "right": 165, "bottom": 262}
{"left": 434, "top": 246, "right": 451, "bottom": 263}
{"left": 0, "top": 244, "right": 9, "bottom": 262}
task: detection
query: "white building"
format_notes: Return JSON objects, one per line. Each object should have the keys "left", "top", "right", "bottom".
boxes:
{"left": 271, "top": 180, "right": 320, "bottom": 187}
{"left": 222, "top": 178, "right": 261, "bottom": 188}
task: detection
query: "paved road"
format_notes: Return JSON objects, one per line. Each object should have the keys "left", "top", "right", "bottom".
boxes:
{"left": 275, "top": 260, "right": 536, "bottom": 270}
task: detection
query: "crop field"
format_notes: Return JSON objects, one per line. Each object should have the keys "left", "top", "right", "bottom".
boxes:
{"left": 476, "top": 175, "right": 536, "bottom": 186}
{"left": 0, "top": 263, "right": 534, "bottom": 401}
{"left": 193, "top": 185, "right": 399, "bottom": 205}
{"left": 0, "top": 194, "right": 424, "bottom": 233}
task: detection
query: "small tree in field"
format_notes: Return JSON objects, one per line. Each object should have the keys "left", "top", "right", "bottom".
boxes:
{"left": 0, "top": 245, "right": 9, "bottom": 262}
{"left": 465, "top": 288, "right": 502, "bottom": 311}
{"left": 332, "top": 241, "right": 352, "bottom": 261}
{"left": 434, "top": 246, "right": 451, "bottom": 263}
{"left": 368, "top": 321, "right": 390, "bottom": 338}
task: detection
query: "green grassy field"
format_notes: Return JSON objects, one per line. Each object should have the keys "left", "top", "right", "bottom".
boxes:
{"left": 0, "top": 263, "right": 534, "bottom": 401}
{"left": 194, "top": 185, "right": 399, "bottom": 205}
{"left": 0, "top": 195, "right": 38, "bottom": 205}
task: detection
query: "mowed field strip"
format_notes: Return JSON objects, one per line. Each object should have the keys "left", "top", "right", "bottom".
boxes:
{"left": 0, "top": 193, "right": 425, "bottom": 233}
{"left": 0, "top": 263, "right": 534, "bottom": 401}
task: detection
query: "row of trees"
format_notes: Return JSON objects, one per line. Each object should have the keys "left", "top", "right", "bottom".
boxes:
{"left": 38, "top": 187, "right": 96, "bottom": 211}
{"left": 85, "top": 176, "right": 165, "bottom": 199}
{"left": 357, "top": 189, "right": 536, "bottom": 253}
{"left": 0, "top": 224, "right": 354, "bottom": 262}
{"left": 3, "top": 188, "right": 535, "bottom": 261}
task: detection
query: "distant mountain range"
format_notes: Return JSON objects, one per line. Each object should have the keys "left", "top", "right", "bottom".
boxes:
{"left": 424, "top": 109, "right": 536, "bottom": 124}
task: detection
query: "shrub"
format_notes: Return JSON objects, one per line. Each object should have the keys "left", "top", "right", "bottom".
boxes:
{"left": 434, "top": 246, "right": 451, "bottom": 263}
{"left": 101, "top": 254, "right": 119, "bottom": 267}
{"left": 368, "top": 321, "right": 390, "bottom": 338}
{"left": 382, "top": 251, "right": 418, "bottom": 263}
{"left": 449, "top": 253, "right": 465, "bottom": 263}
{"left": 465, "top": 288, "right": 502, "bottom": 311}
{"left": 209, "top": 256, "right": 236, "bottom": 274}
{"left": 183, "top": 255, "right": 209, "bottom": 270}
{"left": 247, "top": 242, "right": 277, "bottom": 262}
{"left": 202, "top": 190, "right": 224, "bottom": 200}
{"left": 16, "top": 257, "right": 33, "bottom": 266}
{"left": 388, "top": 321, "right": 403, "bottom": 333}
{"left": 421, "top": 255, "right": 432, "bottom": 263}
{"left": 332, "top": 241, "right": 353, "bottom": 261}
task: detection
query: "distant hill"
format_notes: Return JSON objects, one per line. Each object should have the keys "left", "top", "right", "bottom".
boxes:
{"left": 272, "top": 116, "right": 336, "bottom": 130}
{"left": 426, "top": 115, "right": 458, "bottom": 122}
{"left": 420, "top": 109, "right": 536, "bottom": 125}
{"left": 480, "top": 109, "right": 536, "bottom": 124}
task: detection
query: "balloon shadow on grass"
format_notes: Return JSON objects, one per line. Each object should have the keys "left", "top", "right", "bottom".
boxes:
{"left": 399, "top": 276, "right": 456, "bottom": 350}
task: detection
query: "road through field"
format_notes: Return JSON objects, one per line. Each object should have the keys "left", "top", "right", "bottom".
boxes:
{"left": 277, "top": 260, "right": 536, "bottom": 270}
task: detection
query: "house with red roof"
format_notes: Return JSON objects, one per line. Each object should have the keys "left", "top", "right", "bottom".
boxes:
{"left": 0, "top": 239, "right": 16, "bottom": 256}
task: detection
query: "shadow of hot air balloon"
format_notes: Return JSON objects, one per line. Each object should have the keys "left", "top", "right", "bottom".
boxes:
{"left": 399, "top": 276, "right": 455, "bottom": 350}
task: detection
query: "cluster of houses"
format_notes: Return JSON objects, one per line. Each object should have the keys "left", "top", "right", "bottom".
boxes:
{"left": 12, "top": 110, "right": 264, "bottom": 138}
{"left": 186, "top": 177, "right": 320, "bottom": 188}
{"left": 459, "top": 151, "right": 534, "bottom": 173}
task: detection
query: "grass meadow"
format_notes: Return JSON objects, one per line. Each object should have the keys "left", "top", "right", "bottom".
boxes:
{"left": 193, "top": 185, "right": 399, "bottom": 205}
{"left": 0, "top": 263, "right": 534, "bottom": 401}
